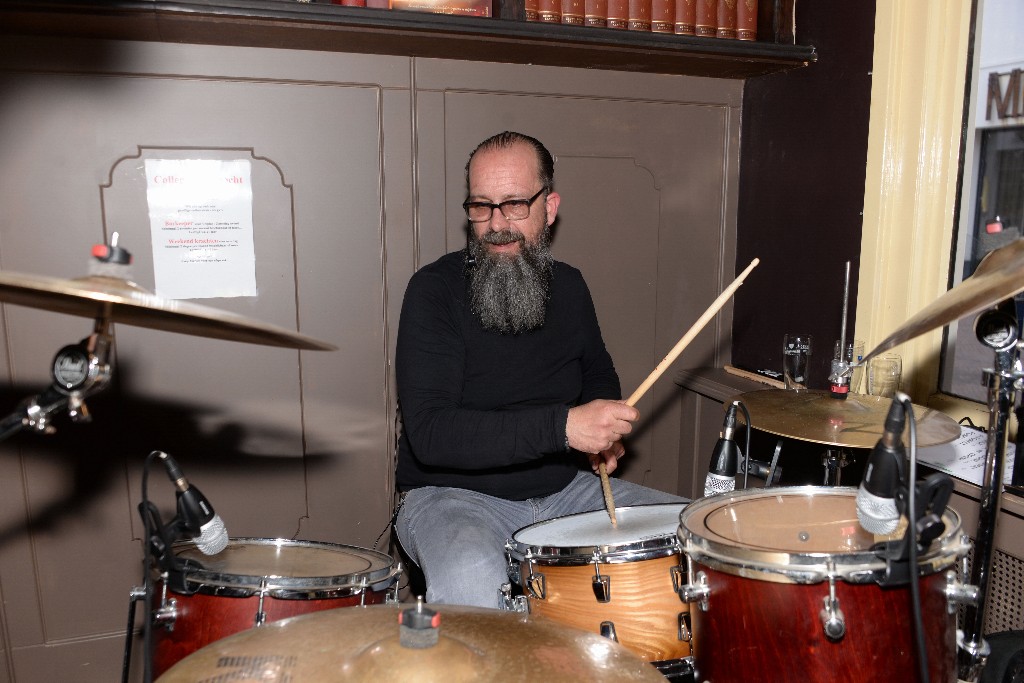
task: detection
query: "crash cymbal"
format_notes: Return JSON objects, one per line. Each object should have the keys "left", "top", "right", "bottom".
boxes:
{"left": 731, "top": 389, "right": 961, "bottom": 449}
{"left": 0, "top": 271, "right": 335, "bottom": 351}
{"left": 156, "top": 603, "right": 668, "bottom": 682}
{"left": 862, "top": 238, "right": 1024, "bottom": 365}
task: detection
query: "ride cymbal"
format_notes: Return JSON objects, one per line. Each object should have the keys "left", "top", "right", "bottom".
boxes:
{"left": 730, "top": 389, "right": 961, "bottom": 449}
{"left": 156, "top": 603, "right": 668, "bottom": 682}
{"left": 0, "top": 271, "right": 335, "bottom": 351}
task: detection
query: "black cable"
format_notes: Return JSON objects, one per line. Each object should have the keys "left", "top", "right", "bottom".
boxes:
{"left": 904, "top": 397, "right": 928, "bottom": 683}
{"left": 736, "top": 400, "right": 751, "bottom": 490}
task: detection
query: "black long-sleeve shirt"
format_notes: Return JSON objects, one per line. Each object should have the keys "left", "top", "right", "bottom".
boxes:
{"left": 395, "top": 250, "right": 620, "bottom": 500}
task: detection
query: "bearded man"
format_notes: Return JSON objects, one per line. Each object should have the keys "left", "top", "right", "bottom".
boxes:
{"left": 394, "top": 131, "right": 684, "bottom": 608}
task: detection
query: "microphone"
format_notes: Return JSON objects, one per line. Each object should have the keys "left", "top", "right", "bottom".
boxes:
{"left": 160, "top": 452, "right": 229, "bottom": 555}
{"left": 856, "top": 396, "right": 906, "bottom": 534}
{"left": 704, "top": 403, "right": 740, "bottom": 497}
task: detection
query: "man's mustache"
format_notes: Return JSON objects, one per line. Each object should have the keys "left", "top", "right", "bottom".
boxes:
{"left": 481, "top": 230, "right": 524, "bottom": 246}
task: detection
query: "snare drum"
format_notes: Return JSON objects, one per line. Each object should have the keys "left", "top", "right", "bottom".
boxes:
{"left": 152, "top": 537, "right": 401, "bottom": 677}
{"left": 676, "top": 487, "right": 968, "bottom": 682}
{"left": 505, "top": 504, "right": 690, "bottom": 665}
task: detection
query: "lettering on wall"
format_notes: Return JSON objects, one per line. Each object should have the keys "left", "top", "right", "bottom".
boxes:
{"left": 987, "top": 69, "right": 1022, "bottom": 121}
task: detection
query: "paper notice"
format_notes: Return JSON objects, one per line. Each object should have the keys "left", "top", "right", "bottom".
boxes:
{"left": 145, "top": 159, "right": 257, "bottom": 299}
{"left": 917, "top": 426, "right": 1015, "bottom": 487}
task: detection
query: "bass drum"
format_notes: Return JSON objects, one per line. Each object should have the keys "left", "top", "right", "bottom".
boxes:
{"left": 152, "top": 537, "right": 400, "bottom": 677}
{"left": 676, "top": 486, "right": 968, "bottom": 683}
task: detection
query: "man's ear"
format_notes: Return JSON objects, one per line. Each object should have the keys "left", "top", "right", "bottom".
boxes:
{"left": 545, "top": 191, "right": 561, "bottom": 226}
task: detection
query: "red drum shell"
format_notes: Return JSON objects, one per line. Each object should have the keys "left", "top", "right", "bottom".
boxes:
{"left": 152, "top": 538, "right": 399, "bottom": 678}
{"left": 677, "top": 486, "right": 967, "bottom": 683}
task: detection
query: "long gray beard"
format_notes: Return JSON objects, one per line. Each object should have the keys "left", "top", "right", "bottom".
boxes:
{"left": 468, "top": 228, "right": 554, "bottom": 334}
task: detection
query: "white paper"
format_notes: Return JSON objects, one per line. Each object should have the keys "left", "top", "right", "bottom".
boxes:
{"left": 917, "top": 426, "right": 1015, "bottom": 487}
{"left": 145, "top": 159, "right": 257, "bottom": 299}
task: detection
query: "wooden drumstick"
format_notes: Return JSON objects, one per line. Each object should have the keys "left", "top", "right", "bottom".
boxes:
{"left": 599, "top": 257, "right": 760, "bottom": 527}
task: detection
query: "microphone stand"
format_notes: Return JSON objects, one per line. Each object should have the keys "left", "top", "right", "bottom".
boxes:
{"left": 957, "top": 302, "right": 1021, "bottom": 682}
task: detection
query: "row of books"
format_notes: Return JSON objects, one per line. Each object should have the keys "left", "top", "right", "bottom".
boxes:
{"left": 530, "top": 0, "right": 757, "bottom": 38}
{"left": 320, "top": 0, "right": 757, "bottom": 39}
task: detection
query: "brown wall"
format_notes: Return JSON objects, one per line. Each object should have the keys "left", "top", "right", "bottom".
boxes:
{"left": 0, "top": 36, "right": 742, "bottom": 680}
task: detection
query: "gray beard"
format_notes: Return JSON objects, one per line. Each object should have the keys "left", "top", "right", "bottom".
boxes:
{"left": 467, "top": 227, "right": 554, "bottom": 334}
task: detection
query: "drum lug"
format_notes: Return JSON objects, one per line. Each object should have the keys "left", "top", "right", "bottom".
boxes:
{"left": 499, "top": 583, "right": 528, "bottom": 612}
{"left": 677, "top": 561, "right": 710, "bottom": 612}
{"left": 504, "top": 545, "right": 522, "bottom": 586}
{"left": 527, "top": 571, "right": 546, "bottom": 601}
{"left": 678, "top": 611, "right": 692, "bottom": 643}
{"left": 591, "top": 561, "right": 611, "bottom": 603}
{"left": 599, "top": 621, "right": 618, "bottom": 642}
{"left": 152, "top": 574, "right": 178, "bottom": 631}
{"left": 255, "top": 579, "right": 268, "bottom": 627}
{"left": 945, "top": 569, "right": 980, "bottom": 614}
{"left": 819, "top": 575, "right": 846, "bottom": 641}
{"left": 670, "top": 564, "right": 688, "bottom": 593}
{"left": 152, "top": 598, "right": 178, "bottom": 631}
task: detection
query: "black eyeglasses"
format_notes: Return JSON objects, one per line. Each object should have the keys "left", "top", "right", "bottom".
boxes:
{"left": 463, "top": 187, "right": 546, "bottom": 223}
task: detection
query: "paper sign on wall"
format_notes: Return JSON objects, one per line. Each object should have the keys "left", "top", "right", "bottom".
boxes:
{"left": 145, "top": 159, "right": 258, "bottom": 299}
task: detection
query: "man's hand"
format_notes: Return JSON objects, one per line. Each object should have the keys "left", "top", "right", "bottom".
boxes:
{"left": 588, "top": 443, "right": 625, "bottom": 475}
{"left": 566, "top": 399, "right": 639, "bottom": 455}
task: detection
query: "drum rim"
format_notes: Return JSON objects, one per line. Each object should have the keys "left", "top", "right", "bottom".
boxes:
{"left": 172, "top": 537, "right": 402, "bottom": 595}
{"left": 505, "top": 503, "right": 686, "bottom": 564}
{"left": 677, "top": 486, "right": 968, "bottom": 584}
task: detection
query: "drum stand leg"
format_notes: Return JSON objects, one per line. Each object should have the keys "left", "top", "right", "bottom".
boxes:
{"left": 957, "top": 309, "right": 1021, "bottom": 682}
{"left": 821, "top": 449, "right": 850, "bottom": 486}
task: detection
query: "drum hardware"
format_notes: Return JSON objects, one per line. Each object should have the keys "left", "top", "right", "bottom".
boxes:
{"left": 592, "top": 554, "right": 611, "bottom": 602}
{"left": 600, "top": 621, "right": 618, "bottom": 641}
{"left": 827, "top": 260, "right": 854, "bottom": 400}
{"left": 957, "top": 301, "right": 1022, "bottom": 682}
{"left": 945, "top": 569, "right": 980, "bottom": 616}
{"left": 497, "top": 582, "right": 527, "bottom": 612}
{"left": 819, "top": 568, "right": 846, "bottom": 641}
{"left": 821, "top": 448, "right": 850, "bottom": 485}
{"left": 677, "top": 612, "right": 692, "bottom": 643}
{"left": 526, "top": 567, "right": 546, "bottom": 600}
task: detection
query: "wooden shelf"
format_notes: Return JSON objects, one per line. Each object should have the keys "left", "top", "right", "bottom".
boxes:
{"left": 0, "top": 0, "right": 817, "bottom": 79}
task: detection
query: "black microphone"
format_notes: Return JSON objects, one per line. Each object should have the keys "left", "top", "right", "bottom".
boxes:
{"left": 856, "top": 395, "right": 906, "bottom": 534}
{"left": 160, "top": 452, "right": 228, "bottom": 555}
{"left": 704, "top": 403, "right": 741, "bottom": 497}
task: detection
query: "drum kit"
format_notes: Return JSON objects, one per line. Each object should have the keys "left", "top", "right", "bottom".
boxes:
{"left": 0, "top": 236, "right": 1022, "bottom": 682}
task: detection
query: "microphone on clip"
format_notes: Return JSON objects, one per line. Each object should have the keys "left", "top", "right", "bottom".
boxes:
{"left": 704, "top": 403, "right": 741, "bottom": 497}
{"left": 160, "top": 452, "right": 229, "bottom": 555}
{"left": 856, "top": 395, "right": 906, "bottom": 534}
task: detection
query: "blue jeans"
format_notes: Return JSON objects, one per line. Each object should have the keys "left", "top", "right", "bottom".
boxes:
{"left": 395, "top": 470, "right": 687, "bottom": 608}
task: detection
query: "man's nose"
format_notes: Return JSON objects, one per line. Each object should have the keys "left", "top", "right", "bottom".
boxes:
{"left": 486, "top": 206, "right": 511, "bottom": 230}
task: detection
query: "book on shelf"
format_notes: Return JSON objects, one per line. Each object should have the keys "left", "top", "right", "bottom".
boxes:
{"left": 651, "top": 0, "right": 673, "bottom": 33}
{"left": 537, "top": 0, "right": 561, "bottom": 22}
{"left": 331, "top": 0, "right": 368, "bottom": 6}
{"left": 694, "top": 0, "right": 717, "bottom": 37}
{"left": 627, "top": 0, "right": 651, "bottom": 31}
{"left": 736, "top": 0, "right": 757, "bottom": 40}
{"left": 674, "top": 0, "right": 695, "bottom": 35}
{"left": 526, "top": 0, "right": 540, "bottom": 20}
{"left": 716, "top": 0, "right": 736, "bottom": 39}
{"left": 606, "top": 0, "right": 628, "bottom": 29}
{"left": 585, "top": 0, "right": 608, "bottom": 27}
{"left": 561, "top": 0, "right": 585, "bottom": 24}
{"left": 391, "top": 0, "right": 491, "bottom": 14}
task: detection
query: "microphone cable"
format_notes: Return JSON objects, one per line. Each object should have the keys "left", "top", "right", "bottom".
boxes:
{"left": 736, "top": 400, "right": 752, "bottom": 490}
{"left": 904, "top": 398, "right": 928, "bottom": 683}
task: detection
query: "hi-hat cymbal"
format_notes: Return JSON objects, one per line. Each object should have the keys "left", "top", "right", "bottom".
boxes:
{"left": 156, "top": 603, "right": 668, "bottom": 682}
{"left": 862, "top": 238, "right": 1024, "bottom": 365}
{"left": 0, "top": 271, "right": 335, "bottom": 351}
{"left": 731, "top": 389, "right": 961, "bottom": 449}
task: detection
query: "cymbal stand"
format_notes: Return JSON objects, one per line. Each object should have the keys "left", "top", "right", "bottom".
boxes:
{"left": 0, "top": 317, "right": 113, "bottom": 441}
{"left": 957, "top": 302, "right": 1022, "bottom": 682}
